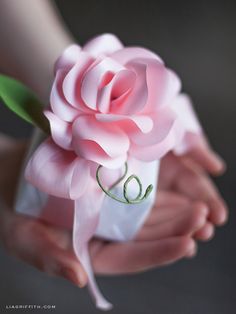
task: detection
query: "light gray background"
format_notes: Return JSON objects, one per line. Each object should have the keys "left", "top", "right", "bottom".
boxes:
{"left": 0, "top": 0, "right": 236, "bottom": 313}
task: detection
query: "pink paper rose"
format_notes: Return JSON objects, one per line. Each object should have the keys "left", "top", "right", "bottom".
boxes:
{"left": 45, "top": 33, "right": 185, "bottom": 169}
{"left": 26, "top": 33, "right": 202, "bottom": 201}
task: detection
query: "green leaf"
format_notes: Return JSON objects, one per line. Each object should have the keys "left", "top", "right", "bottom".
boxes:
{"left": 0, "top": 74, "right": 50, "bottom": 134}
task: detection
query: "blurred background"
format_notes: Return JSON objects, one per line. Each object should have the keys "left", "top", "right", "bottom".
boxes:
{"left": 0, "top": 0, "right": 235, "bottom": 313}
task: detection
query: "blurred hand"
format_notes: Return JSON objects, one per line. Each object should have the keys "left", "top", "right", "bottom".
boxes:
{"left": 0, "top": 134, "right": 228, "bottom": 288}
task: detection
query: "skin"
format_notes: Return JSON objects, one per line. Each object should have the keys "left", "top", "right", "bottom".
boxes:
{"left": 0, "top": 134, "right": 228, "bottom": 287}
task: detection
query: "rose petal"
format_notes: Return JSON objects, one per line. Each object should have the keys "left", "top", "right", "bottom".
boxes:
{"left": 129, "top": 108, "right": 177, "bottom": 146}
{"left": 95, "top": 113, "right": 153, "bottom": 133}
{"left": 62, "top": 51, "right": 95, "bottom": 110}
{"left": 44, "top": 110, "right": 72, "bottom": 150}
{"left": 112, "top": 60, "right": 148, "bottom": 115}
{"left": 83, "top": 33, "right": 123, "bottom": 57}
{"left": 54, "top": 44, "right": 81, "bottom": 73}
{"left": 81, "top": 57, "right": 125, "bottom": 110}
{"left": 145, "top": 61, "right": 181, "bottom": 111}
{"left": 72, "top": 115, "right": 129, "bottom": 157}
{"left": 73, "top": 139, "right": 127, "bottom": 169}
{"left": 25, "top": 138, "right": 90, "bottom": 200}
{"left": 111, "top": 47, "right": 163, "bottom": 65}
{"left": 130, "top": 118, "right": 185, "bottom": 161}
{"left": 160, "top": 69, "right": 182, "bottom": 107}
{"left": 50, "top": 69, "right": 79, "bottom": 122}
{"left": 97, "top": 69, "right": 136, "bottom": 113}
{"left": 122, "top": 59, "right": 181, "bottom": 113}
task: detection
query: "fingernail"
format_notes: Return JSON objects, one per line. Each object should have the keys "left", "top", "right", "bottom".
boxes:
{"left": 186, "top": 241, "right": 197, "bottom": 258}
{"left": 216, "top": 208, "right": 229, "bottom": 226}
{"left": 212, "top": 153, "right": 227, "bottom": 173}
{"left": 61, "top": 267, "right": 86, "bottom": 288}
{"left": 209, "top": 199, "right": 229, "bottom": 226}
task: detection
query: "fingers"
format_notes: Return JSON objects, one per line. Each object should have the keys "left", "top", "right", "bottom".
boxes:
{"left": 145, "top": 191, "right": 192, "bottom": 226}
{"left": 1, "top": 209, "right": 88, "bottom": 288}
{"left": 194, "top": 222, "right": 215, "bottom": 241}
{"left": 91, "top": 236, "right": 196, "bottom": 275}
{"left": 137, "top": 202, "right": 208, "bottom": 241}
{"left": 144, "top": 194, "right": 215, "bottom": 242}
{"left": 184, "top": 138, "right": 226, "bottom": 176}
{"left": 145, "top": 204, "right": 187, "bottom": 226}
{"left": 207, "top": 198, "right": 228, "bottom": 226}
{"left": 42, "top": 247, "right": 87, "bottom": 288}
{"left": 0, "top": 133, "right": 19, "bottom": 152}
{"left": 173, "top": 161, "right": 228, "bottom": 226}
{"left": 155, "top": 190, "right": 190, "bottom": 208}
{"left": 0, "top": 134, "right": 28, "bottom": 155}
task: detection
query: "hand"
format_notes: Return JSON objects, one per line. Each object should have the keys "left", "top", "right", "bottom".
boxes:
{"left": 159, "top": 142, "right": 228, "bottom": 228}
{"left": 182, "top": 136, "right": 226, "bottom": 176}
{"left": 0, "top": 134, "right": 227, "bottom": 288}
{"left": 90, "top": 141, "right": 228, "bottom": 274}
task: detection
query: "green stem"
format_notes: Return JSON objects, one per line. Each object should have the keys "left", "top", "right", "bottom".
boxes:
{"left": 96, "top": 163, "right": 153, "bottom": 205}
{"left": 109, "top": 162, "right": 128, "bottom": 190}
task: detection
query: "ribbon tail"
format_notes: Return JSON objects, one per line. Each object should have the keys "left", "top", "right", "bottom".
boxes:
{"left": 72, "top": 182, "right": 113, "bottom": 311}
{"left": 79, "top": 243, "right": 113, "bottom": 310}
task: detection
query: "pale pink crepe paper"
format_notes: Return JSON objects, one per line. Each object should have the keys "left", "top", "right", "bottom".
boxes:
{"left": 25, "top": 33, "right": 202, "bottom": 310}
